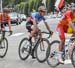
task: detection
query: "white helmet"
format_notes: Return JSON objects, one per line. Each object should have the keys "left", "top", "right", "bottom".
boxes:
{"left": 3, "top": 8, "right": 10, "bottom": 13}
{"left": 38, "top": 6, "right": 46, "bottom": 11}
{"left": 71, "top": 3, "right": 75, "bottom": 11}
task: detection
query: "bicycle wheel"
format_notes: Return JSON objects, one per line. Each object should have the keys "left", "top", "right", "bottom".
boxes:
{"left": 71, "top": 42, "right": 75, "bottom": 68}
{"left": 47, "top": 40, "right": 60, "bottom": 67}
{"left": 18, "top": 38, "right": 31, "bottom": 60}
{"left": 0, "top": 38, "right": 8, "bottom": 58}
{"left": 35, "top": 38, "right": 50, "bottom": 63}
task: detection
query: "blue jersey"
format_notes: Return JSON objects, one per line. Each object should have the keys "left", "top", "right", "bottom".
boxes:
{"left": 31, "top": 12, "right": 46, "bottom": 23}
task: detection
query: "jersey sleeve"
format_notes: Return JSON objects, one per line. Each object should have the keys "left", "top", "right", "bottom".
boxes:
{"left": 43, "top": 16, "right": 46, "bottom": 21}
{"left": 43, "top": 16, "right": 46, "bottom": 22}
{"left": 65, "top": 12, "right": 72, "bottom": 21}
{"left": 31, "top": 13, "right": 36, "bottom": 19}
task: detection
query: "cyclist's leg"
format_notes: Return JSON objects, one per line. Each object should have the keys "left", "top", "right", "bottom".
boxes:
{"left": 26, "top": 21, "right": 36, "bottom": 58}
{"left": 57, "top": 24, "right": 65, "bottom": 63}
{"left": 1, "top": 23, "right": 5, "bottom": 31}
{"left": 0, "top": 23, "right": 5, "bottom": 48}
{"left": 26, "top": 21, "right": 33, "bottom": 41}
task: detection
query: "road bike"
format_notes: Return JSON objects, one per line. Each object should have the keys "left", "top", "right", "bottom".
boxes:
{"left": 47, "top": 33, "right": 75, "bottom": 68}
{"left": 18, "top": 30, "right": 51, "bottom": 63}
{"left": 0, "top": 30, "right": 12, "bottom": 58}
{"left": 70, "top": 36, "right": 75, "bottom": 68}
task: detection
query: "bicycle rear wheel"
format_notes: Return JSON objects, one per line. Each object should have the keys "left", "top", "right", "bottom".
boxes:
{"left": 47, "top": 40, "right": 60, "bottom": 67}
{"left": 18, "top": 38, "right": 31, "bottom": 60}
{"left": 71, "top": 42, "right": 75, "bottom": 68}
{"left": 0, "top": 38, "right": 8, "bottom": 58}
{"left": 35, "top": 38, "right": 50, "bottom": 63}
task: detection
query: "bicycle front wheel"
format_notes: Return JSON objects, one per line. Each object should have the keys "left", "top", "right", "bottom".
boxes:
{"left": 71, "top": 44, "right": 75, "bottom": 68}
{"left": 47, "top": 40, "right": 60, "bottom": 67}
{"left": 35, "top": 38, "right": 50, "bottom": 63}
{"left": 18, "top": 38, "right": 31, "bottom": 60}
{"left": 0, "top": 38, "right": 8, "bottom": 58}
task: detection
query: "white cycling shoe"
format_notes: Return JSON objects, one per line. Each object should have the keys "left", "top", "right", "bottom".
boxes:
{"left": 58, "top": 57, "right": 64, "bottom": 64}
{"left": 57, "top": 53, "right": 64, "bottom": 64}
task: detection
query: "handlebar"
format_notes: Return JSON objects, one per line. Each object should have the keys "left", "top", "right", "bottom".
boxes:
{"left": 2, "top": 30, "right": 13, "bottom": 36}
{"left": 70, "top": 37, "right": 75, "bottom": 39}
{"left": 41, "top": 31, "right": 53, "bottom": 39}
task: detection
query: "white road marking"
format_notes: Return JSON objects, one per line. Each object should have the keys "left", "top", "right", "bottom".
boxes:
{"left": 11, "top": 33, "right": 24, "bottom": 37}
{"left": 64, "top": 59, "right": 71, "bottom": 64}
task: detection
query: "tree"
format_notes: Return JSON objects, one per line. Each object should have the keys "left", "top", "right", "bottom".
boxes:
{"left": 3, "top": 0, "right": 75, "bottom": 15}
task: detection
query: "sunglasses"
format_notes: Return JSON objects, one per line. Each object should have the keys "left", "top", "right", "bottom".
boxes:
{"left": 39, "top": 10, "right": 46, "bottom": 13}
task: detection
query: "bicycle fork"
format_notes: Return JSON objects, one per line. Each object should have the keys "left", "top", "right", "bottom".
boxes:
{"left": 68, "top": 43, "right": 75, "bottom": 58}
{"left": 30, "top": 38, "right": 40, "bottom": 58}
{"left": 62, "top": 42, "right": 66, "bottom": 61}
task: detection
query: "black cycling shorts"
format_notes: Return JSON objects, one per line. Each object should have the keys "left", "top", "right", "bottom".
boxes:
{"left": 1, "top": 23, "right": 5, "bottom": 28}
{"left": 26, "top": 21, "right": 33, "bottom": 32}
{"left": 1, "top": 22, "right": 8, "bottom": 28}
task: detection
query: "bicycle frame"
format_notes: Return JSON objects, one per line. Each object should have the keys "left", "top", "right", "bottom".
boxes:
{"left": 28, "top": 31, "right": 51, "bottom": 54}
{"left": 0, "top": 31, "right": 12, "bottom": 44}
{"left": 0, "top": 31, "right": 6, "bottom": 43}
{"left": 29, "top": 35, "right": 41, "bottom": 54}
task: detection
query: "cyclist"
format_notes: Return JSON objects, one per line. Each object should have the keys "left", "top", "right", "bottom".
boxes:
{"left": 26, "top": 6, "right": 53, "bottom": 58}
{"left": 57, "top": 6, "right": 75, "bottom": 63}
{"left": 0, "top": 8, "right": 12, "bottom": 32}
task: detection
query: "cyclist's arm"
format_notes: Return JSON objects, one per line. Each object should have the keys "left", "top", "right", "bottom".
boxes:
{"left": 43, "top": 16, "right": 52, "bottom": 33}
{"left": 8, "top": 16, "right": 11, "bottom": 31}
{"left": 66, "top": 14, "right": 75, "bottom": 32}
{"left": 31, "top": 18, "right": 38, "bottom": 28}
{"left": 44, "top": 21, "right": 52, "bottom": 33}
{"left": 8, "top": 22, "right": 11, "bottom": 31}
{"left": 65, "top": 11, "right": 75, "bottom": 32}
{"left": 30, "top": 13, "right": 38, "bottom": 28}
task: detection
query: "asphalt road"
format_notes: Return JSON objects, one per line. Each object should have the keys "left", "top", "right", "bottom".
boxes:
{"left": 0, "top": 18, "right": 74, "bottom": 68}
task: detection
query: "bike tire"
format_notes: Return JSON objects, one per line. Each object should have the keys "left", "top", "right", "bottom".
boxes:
{"left": 47, "top": 40, "right": 60, "bottom": 67}
{"left": 71, "top": 45, "right": 75, "bottom": 68}
{"left": 0, "top": 38, "right": 8, "bottom": 58}
{"left": 35, "top": 38, "right": 50, "bottom": 63}
{"left": 18, "top": 38, "right": 31, "bottom": 60}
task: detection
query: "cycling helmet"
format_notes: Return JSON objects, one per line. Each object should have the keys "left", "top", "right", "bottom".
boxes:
{"left": 38, "top": 6, "right": 46, "bottom": 12}
{"left": 71, "top": 3, "right": 75, "bottom": 7}
{"left": 70, "top": 3, "right": 75, "bottom": 11}
{"left": 3, "top": 8, "right": 10, "bottom": 13}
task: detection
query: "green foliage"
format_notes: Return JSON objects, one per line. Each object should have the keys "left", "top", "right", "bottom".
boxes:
{"left": 2, "top": 0, "right": 75, "bottom": 15}
{"left": 14, "top": 0, "right": 43, "bottom": 15}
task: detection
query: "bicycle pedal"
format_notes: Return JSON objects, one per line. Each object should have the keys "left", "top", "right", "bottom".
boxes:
{"left": 22, "top": 47, "right": 26, "bottom": 53}
{"left": 31, "top": 52, "right": 36, "bottom": 59}
{"left": 31, "top": 54, "right": 36, "bottom": 59}
{"left": 50, "top": 53, "right": 55, "bottom": 58}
